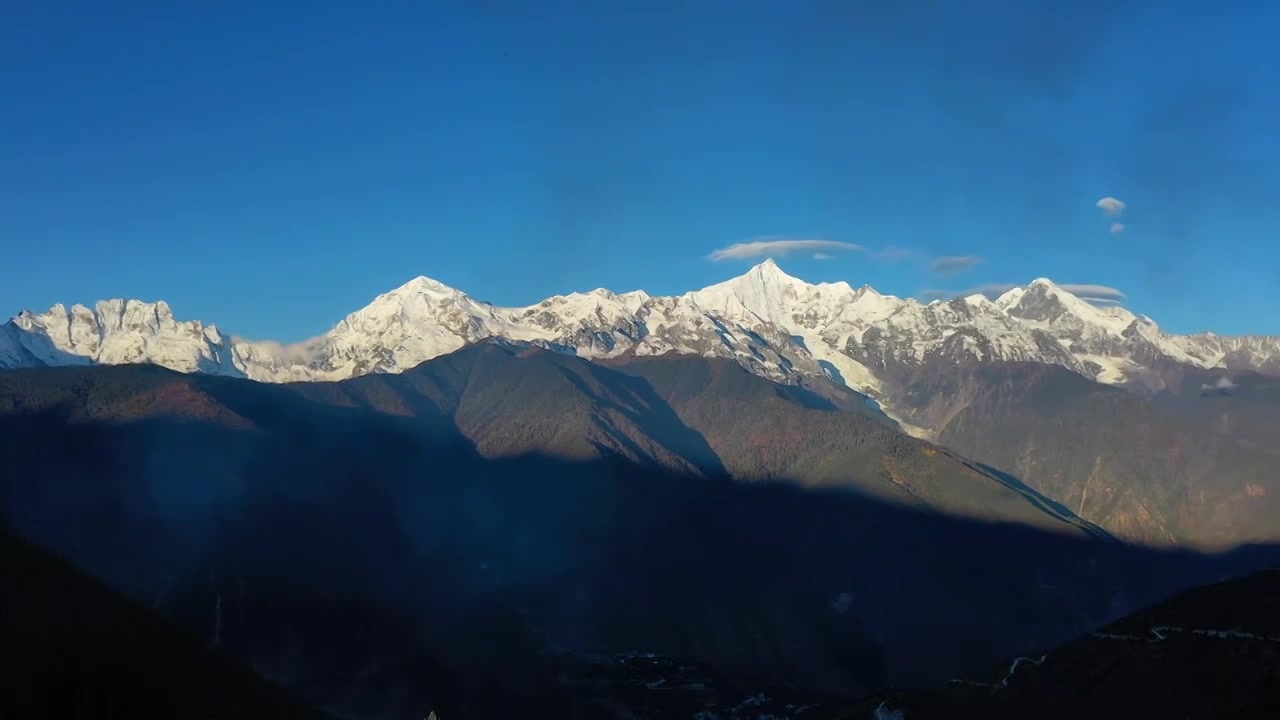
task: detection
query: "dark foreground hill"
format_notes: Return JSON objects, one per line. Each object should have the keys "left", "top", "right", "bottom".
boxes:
{"left": 2, "top": 351, "right": 1280, "bottom": 718}
{"left": 857, "top": 568, "right": 1280, "bottom": 719}
{"left": 502, "top": 569, "right": 1280, "bottom": 719}
{"left": 0, "top": 530, "right": 325, "bottom": 720}
{"left": 5, "top": 531, "right": 1278, "bottom": 720}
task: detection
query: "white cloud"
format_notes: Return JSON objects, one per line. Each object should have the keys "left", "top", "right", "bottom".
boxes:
{"left": 1058, "top": 283, "right": 1126, "bottom": 301}
{"left": 229, "top": 334, "right": 326, "bottom": 362}
{"left": 1096, "top": 196, "right": 1126, "bottom": 217}
{"left": 708, "top": 237, "right": 918, "bottom": 263}
{"left": 930, "top": 255, "right": 985, "bottom": 276}
{"left": 1110, "top": 222, "right": 1126, "bottom": 234}
{"left": 707, "top": 238, "right": 864, "bottom": 262}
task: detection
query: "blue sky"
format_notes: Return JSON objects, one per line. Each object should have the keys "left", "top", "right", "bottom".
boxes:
{"left": 4, "top": 1, "right": 1278, "bottom": 341}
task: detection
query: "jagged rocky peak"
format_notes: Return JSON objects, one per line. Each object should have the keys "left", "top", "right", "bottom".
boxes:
{"left": 1005, "top": 282, "right": 1073, "bottom": 322}
{"left": 16, "top": 297, "right": 193, "bottom": 337}
{"left": 1001, "top": 278, "right": 1124, "bottom": 328}
{"left": 937, "top": 294, "right": 990, "bottom": 320}
{"left": 1010, "top": 278, "right": 1106, "bottom": 306}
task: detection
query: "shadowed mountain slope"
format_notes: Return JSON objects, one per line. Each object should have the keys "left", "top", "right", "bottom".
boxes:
{"left": 1147, "top": 366, "right": 1280, "bottom": 457}
{"left": 0, "top": 343, "right": 1109, "bottom": 534}
{"left": 609, "top": 354, "right": 1113, "bottom": 536}
{"left": 894, "top": 361, "right": 1280, "bottom": 547}
{"left": 3, "top": 354, "right": 1280, "bottom": 718}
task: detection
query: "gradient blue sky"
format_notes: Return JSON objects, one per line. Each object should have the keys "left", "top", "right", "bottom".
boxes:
{"left": 4, "top": 0, "right": 1278, "bottom": 341}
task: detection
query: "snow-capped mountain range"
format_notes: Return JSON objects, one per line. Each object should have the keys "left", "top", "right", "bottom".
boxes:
{"left": 3, "top": 259, "right": 1278, "bottom": 425}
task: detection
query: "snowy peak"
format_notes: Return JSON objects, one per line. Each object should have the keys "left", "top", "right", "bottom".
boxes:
{"left": 1004, "top": 281, "right": 1079, "bottom": 323}
{"left": 616, "top": 290, "right": 651, "bottom": 312}
{"left": 15, "top": 298, "right": 193, "bottom": 339}
{"left": 7, "top": 297, "right": 234, "bottom": 374}
{"left": 4, "top": 265, "right": 1279, "bottom": 414}
{"left": 687, "top": 259, "right": 854, "bottom": 328}
{"left": 995, "top": 287, "right": 1025, "bottom": 309}
{"left": 1009, "top": 277, "right": 1115, "bottom": 309}
{"left": 713, "top": 259, "right": 815, "bottom": 299}
{"left": 379, "top": 275, "right": 469, "bottom": 304}
{"left": 744, "top": 257, "right": 801, "bottom": 283}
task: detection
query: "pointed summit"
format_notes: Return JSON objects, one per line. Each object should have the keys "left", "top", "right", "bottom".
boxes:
{"left": 387, "top": 275, "right": 464, "bottom": 298}
{"left": 742, "top": 257, "right": 802, "bottom": 284}
{"left": 686, "top": 258, "right": 819, "bottom": 325}
{"left": 727, "top": 259, "right": 813, "bottom": 295}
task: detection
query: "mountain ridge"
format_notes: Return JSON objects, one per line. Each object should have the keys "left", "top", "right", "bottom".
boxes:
{"left": 0, "top": 346, "right": 1101, "bottom": 536}
{"left": 4, "top": 262, "right": 1279, "bottom": 435}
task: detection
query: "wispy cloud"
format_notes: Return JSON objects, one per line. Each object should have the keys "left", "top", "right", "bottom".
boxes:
{"left": 919, "top": 281, "right": 1127, "bottom": 305}
{"left": 707, "top": 237, "right": 913, "bottom": 263}
{"left": 707, "top": 238, "right": 863, "bottom": 262}
{"left": 1110, "top": 222, "right": 1126, "bottom": 234}
{"left": 930, "top": 255, "right": 985, "bottom": 276}
{"left": 1096, "top": 196, "right": 1126, "bottom": 217}
{"left": 1057, "top": 283, "right": 1126, "bottom": 300}
{"left": 229, "top": 334, "right": 327, "bottom": 362}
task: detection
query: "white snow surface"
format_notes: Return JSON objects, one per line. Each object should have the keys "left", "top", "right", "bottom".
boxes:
{"left": 4, "top": 259, "right": 1278, "bottom": 412}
